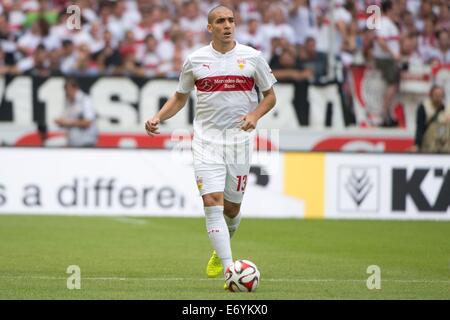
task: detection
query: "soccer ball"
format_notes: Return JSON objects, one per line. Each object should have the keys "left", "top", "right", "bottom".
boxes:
{"left": 225, "top": 260, "right": 260, "bottom": 292}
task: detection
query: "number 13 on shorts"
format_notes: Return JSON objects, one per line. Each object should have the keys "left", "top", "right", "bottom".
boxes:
{"left": 236, "top": 175, "right": 247, "bottom": 192}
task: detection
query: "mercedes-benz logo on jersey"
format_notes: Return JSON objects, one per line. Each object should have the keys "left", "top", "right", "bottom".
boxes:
{"left": 199, "top": 79, "right": 213, "bottom": 91}
{"left": 338, "top": 166, "right": 379, "bottom": 212}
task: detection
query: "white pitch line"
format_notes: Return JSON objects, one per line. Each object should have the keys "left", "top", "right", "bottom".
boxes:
{"left": 0, "top": 275, "right": 448, "bottom": 284}
{"left": 111, "top": 217, "right": 148, "bottom": 225}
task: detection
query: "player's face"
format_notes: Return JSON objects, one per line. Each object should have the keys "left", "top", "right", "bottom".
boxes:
{"left": 208, "top": 9, "right": 235, "bottom": 44}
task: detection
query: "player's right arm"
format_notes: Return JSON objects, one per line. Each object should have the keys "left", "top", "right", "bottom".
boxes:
{"left": 145, "top": 92, "right": 189, "bottom": 136}
{"left": 145, "top": 56, "right": 195, "bottom": 137}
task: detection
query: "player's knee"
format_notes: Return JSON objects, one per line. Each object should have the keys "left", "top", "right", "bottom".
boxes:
{"left": 202, "top": 192, "right": 223, "bottom": 207}
{"left": 224, "top": 201, "right": 241, "bottom": 218}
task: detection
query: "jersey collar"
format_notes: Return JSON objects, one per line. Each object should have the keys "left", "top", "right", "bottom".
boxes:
{"left": 209, "top": 40, "right": 238, "bottom": 57}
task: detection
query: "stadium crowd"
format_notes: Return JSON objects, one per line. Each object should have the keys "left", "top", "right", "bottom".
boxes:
{"left": 0, "top": 0, "right": 448, "bottom": 78}
{"left": 0, "top": 0, "right": 449, "bottom": 128}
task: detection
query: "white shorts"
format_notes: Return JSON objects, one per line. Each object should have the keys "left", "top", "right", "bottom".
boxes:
{"left": 192, "top": 138, "right": 252, "bottom": 204}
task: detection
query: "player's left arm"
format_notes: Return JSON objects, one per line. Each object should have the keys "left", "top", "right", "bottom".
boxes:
{"left": 240, "top": 87, "right": 276, "bottom": 131}
{"left": 240, "top": 52, "right": 277, "bottom": 132}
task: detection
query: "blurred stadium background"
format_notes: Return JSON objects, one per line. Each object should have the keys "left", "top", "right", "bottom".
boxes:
{"left": 0, "top": 0, "right": 449, "bottom": 299}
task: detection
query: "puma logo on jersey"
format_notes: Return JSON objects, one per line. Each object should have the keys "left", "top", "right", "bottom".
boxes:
{"left": 202, "top": 64, "right": 211, "bottom": 70}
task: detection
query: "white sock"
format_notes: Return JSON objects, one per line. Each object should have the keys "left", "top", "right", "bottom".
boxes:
{"left": 204, "top": 206, "right": 233, "bottom": 269}
{"left": 224, "top": 212, "right": 241, "bottom": 239}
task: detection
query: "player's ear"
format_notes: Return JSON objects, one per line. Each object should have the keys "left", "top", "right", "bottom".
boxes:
{"left": 207, "top": 23, "right": 213, "bottom": 33}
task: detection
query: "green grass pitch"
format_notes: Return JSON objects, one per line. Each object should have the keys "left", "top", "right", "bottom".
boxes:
{"left": 0, "top": 215, "right": 448, "bottom": 299}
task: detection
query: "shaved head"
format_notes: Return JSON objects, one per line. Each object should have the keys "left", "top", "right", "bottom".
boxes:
{"left": 207, "top": 5, "right": 234, "bottom": 24}
{"left": 207, "top": 4, "right": 236, "bottom": 51}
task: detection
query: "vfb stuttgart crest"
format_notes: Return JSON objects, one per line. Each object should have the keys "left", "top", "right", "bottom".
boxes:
{"left": 237, "top": 58, "right": 246, "bottom": 70}
{"left": 196, "top": 176, "right": 203, "bottom": 191}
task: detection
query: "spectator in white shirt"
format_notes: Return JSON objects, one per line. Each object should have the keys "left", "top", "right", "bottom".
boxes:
{"left": 59, "top": 39, "right": 77, "bottom": 74}
{"left": 17, "top": 20, "right": 43, "bottom": 56}
{"left": 14, "top": 43, "right": 51, "bottom": 76}
{"left": 288, "top": 0, "right": 313, "bottom": 46}
{"left": 5, "top": 1, "right": 26, "bottom": 32}
{"left": 401, "top": 11, "right": 418, "bottom": 37}
{"left": 400, "top": 34, "right": 425, "bottom": 71}
{"left": 49, "top": 10, "right": 74, "bottom": 43}
{"left": 235, "top": 13, "right": 266, "bottom": 53}
{"left": 133, "top": 6, "right": 167, "bottom": 42}
{"left": 313, "top": 0, "right": 352, "bottom": 57}
{"left": 269, "top": 5, "right": 296, "bottom": 44}
{"left": 260, "top": 5, "right": 296, "bottom": 61}
{"left": 94, "top": 30, "right": 122, "bottom": 75}
{"left": 415, "top": 0, "right": 435, "bottom": 33}
{"left": 136, "top": 34, "right": 162, "bottom": 77}
{"left": 238, "top": 0, "right": 259, "bottom": 23}
{"left": 429, "top": 30, "right": 450, "bottom": 66}
{"left": 159, "top": 44, "right": 185, "bottom": 78}
{"left": 108, "top": 0, "right": 135, "bottom": 42}
{"left": 78, "top": 0, "right": 98, "bottom": 24}
{"left": 180, "top": 0, "right": 208, "bottom": 44}
{"left": 436, "top": 3, "right": 450, "bottom": 32}
{"left": 156, "top": 23, "right": 184, "bottom": 62}
{"left": 87, "top": 21, "right": 106, "bottom": 54}
{"left": 71, "top": 44, "right": 99, "bottom": 76}
{"left": 417, "top": 18, "right": 438, "bottom": 63}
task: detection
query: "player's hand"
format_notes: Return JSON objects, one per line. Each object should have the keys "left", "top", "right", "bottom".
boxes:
{"left": 145, "top": 117, "right": 161, "bottom": 136}
{"left": 239, "top": 113, "right": 258, "bottom": 132}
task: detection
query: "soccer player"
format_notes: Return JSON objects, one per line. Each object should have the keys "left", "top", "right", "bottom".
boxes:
{"left": 145, "top": 5, "right": 277, "bottom": 287}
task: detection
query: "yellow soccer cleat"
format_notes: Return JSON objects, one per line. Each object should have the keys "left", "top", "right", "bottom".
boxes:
{"left": 206, "top": 250, "right": 223, "bottom": 278}
{"left": 224, "top": 282, "right": 229, "bottom": 290}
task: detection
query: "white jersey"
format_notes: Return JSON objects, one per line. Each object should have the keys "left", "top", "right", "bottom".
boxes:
{"left": 177, "top": 41, "right": 277, "bottom": 144}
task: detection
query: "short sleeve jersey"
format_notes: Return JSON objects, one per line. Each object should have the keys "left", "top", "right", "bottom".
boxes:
{"left": 177, "top": 41, "right": 277, "bottom": 144}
